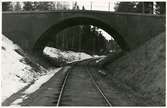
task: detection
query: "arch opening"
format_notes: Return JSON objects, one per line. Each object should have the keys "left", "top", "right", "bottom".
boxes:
{"left": 33, "top": 17, "right": 129, "bottom": 54}
{"left": 43, "top": 25, "right": 119, "bottom": 55}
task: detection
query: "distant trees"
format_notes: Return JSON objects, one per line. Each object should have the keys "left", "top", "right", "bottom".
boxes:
{"left": 72, "top": 2, "right": 79, "bottom": 10}
{"left": 115, "top": 2, "right": 166, "bottom": 15}
{"left": 136, "top": 2, "right": 153, "bottom": 14}
{"left": 114, "top": 2, "right": 136, "bottom": 13}
{"left": 156, "top": 2, "right": 166, "bottom": 15}
{"left": 106, "top": 39, "right": 121, "bottom": 52}
{"left": 14, "top": 2, "right": 22, "bottom": 11}
{"left": 80, "top": 26, "right": 107, "bottom": 54}
{"left": 33, "top": 2, "right": 54, "bottom": 11}
{"left": 2, "top": 2, "right": 12, "bottom": 11}
{"left": 51, "top": 25, "right": 108, "bottom": 55}
{"left": 23, "top": 2, "right": 33, "bottom": 11}
{"left": 115, "top": 2, "right": 153, "bottom": 14}
{"left": 2, "top": 1, "right": 70, "bottom": 11}
{"left": 23, "top": 2, "right": 56, "bottom": 11}
{"left": 2, "top": 1, "right": 166, "bottom": 15}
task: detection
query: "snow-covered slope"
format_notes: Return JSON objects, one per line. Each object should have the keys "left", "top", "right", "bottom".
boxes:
{"left": 43, "top": 46, "right": 92, "bottom": 63}
{"left": 1, "top": 35, "right": 95, "bottom": 104}
{"left": 1, "top": 35, "right": 48, "bottom": 102}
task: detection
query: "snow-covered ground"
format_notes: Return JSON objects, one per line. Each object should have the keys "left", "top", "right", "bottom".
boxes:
{"left": 10, "top": 67, "right": 63, "bottom": 106}
{"left": 23, "top": 68, "right": 62, "bottom": 94}
{"left": 1, "top": 35, "right": 61, "bottom": 103}
{"left": 43, "top": 46, "right": 93, "bottom": 63}
{"left": 10, "top": 66, "right": 71, "bottom": 106}
{"left": 1, "top": 35, "right": 105, "bottom": 105}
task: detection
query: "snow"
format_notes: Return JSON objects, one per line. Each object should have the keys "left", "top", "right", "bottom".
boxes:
{"left": 95, "top": 56, "right": 106, "bottom": 63}
{"left": 23, "top": 68, "right": 62, "bottom": 94}
{"left": 93, "top": 55, "right": 106, "bottom": 58}
{"left": 10, "top": 66, "right": 71, "bottom": 106}
{"left": 93, "top": 55, "right": 100, "bottom": 57}
{"left": 1, "top": 35, "right": 66, "bottom": 105}
{"left": 90, "top": 25, "right": 113, "bottom": 41}
{"left": 11, "top": 95, "right": 28, "bottom": 106}
{"left": 43, "top": 46, "right": 93, "bottom": 63}
{"left": 10, "top": 68, "right": 62, "bottom": 106}
{"left": 2, "top": 36, "right": 30, "bottom": 102}
{"left": 98, "top": 28, "right": 114, "bottom": 41}
{"left": 1, "top": 35, "right": 47, "bottom": 102}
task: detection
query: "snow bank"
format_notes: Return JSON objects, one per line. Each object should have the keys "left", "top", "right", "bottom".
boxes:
{"left": 43, "top": 47, "right": 92, "bottom": 63}
{"left": 1, "top": 35, "right": 47, "bottom": 102}
{"left": 10, "top": 67, "right": 63, "bottom": 106}
{"left": 23, "top": 68, "right": 62, "bottom": 94}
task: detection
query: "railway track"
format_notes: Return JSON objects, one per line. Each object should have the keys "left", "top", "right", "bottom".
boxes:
{"left": 56, "top": 68, "right": 71, "bottom": 106}
{"left": 86, "top": 68, "right": 112, "bottom": 106}
{"left": 56, "top": 66, "right": 112, "bottom": 106}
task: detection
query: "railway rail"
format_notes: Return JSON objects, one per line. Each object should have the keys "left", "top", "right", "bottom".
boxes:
{"left": 56, "top": 66, "right": 112, "bottom": 106}
{"left": 86, "top": 68, "right": 112, "bottom": 106}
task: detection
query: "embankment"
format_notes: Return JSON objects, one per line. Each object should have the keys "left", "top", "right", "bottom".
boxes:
{"left": 106, "top": 32, "right": 165, "bottom": 105}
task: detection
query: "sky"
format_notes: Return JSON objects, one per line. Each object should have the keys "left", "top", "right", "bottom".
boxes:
{"left": 72, "top": 0, "right": 116, "bottom": 11}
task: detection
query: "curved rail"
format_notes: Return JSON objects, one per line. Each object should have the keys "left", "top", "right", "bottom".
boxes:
{"left": 56, "top": 69, "right": 71, "bottom": 106}
{"left": 86, "top": 68, "right": 112, "bottom": 106}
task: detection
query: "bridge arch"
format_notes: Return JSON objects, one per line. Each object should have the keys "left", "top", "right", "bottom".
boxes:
{"left": 33, "top": 16, "right": 130, "bottom": 53}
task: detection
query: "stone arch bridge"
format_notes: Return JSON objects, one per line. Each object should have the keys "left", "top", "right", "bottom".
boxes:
{"left": 2, "top": 10, "right": 165, "bottom": 53}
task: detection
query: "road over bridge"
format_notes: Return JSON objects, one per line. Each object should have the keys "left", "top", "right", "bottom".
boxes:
{"left": 2, "top": 10, "right": 165, "bottom": 53}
